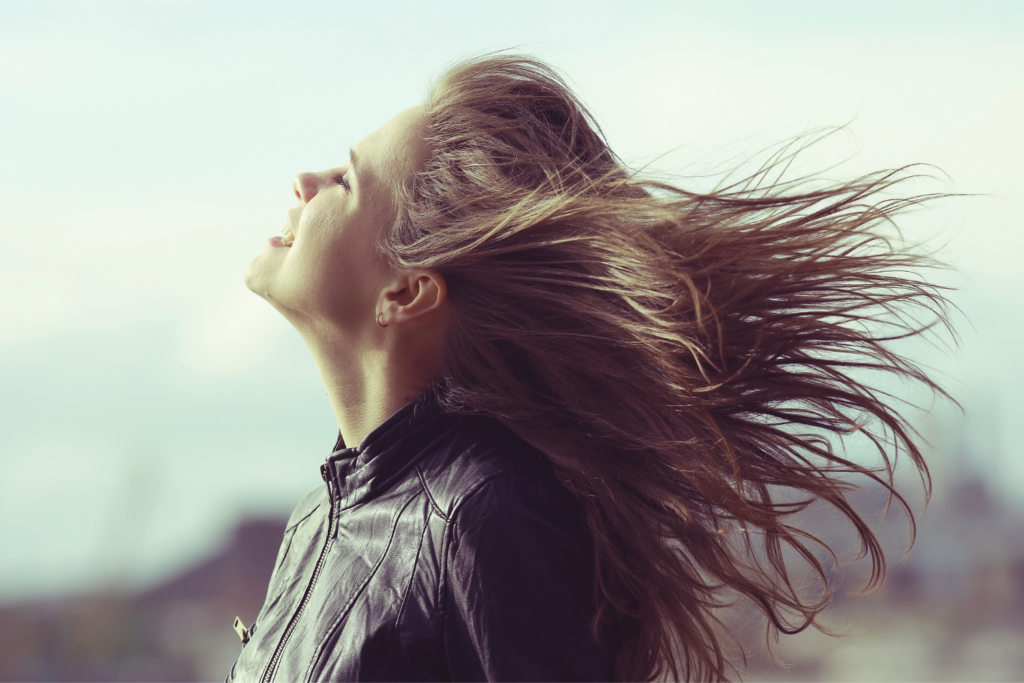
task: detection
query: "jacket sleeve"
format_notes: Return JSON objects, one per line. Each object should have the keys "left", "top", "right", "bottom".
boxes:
{"left": 443, "top": 472, "right": 618, "bottom": 682}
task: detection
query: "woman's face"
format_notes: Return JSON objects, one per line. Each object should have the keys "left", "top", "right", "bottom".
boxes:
{"left": 245, "top": 106, "right": 429, "bottom": 334}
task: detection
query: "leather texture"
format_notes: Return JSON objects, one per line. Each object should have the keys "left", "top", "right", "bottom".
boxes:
{"left": 227, "top": 392, "right": 618, "bottom": 682}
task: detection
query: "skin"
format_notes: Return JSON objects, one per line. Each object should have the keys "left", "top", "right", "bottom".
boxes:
{"left": 245, "top": 105, "right": 449, "bottom": 447}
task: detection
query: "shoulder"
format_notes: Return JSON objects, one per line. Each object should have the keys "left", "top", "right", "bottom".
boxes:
{"left": 427, "top": 418, "right": 612, "bottom": 681}
{"left": 414, "top": 414, "right": 577, "bottom": 524}
{"left": 284, "top": 485, "right": 328, "bottom": 530}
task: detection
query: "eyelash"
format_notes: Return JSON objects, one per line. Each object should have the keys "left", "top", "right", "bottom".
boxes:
{"left": 332, "top": 173, "right": 350, "bottom": 191}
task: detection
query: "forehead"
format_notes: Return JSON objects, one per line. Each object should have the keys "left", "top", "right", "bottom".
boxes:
{"left": 354, "top": 105, "right": 430, "bottom": 191}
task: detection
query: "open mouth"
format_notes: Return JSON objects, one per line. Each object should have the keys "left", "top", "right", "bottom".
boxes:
{"left": 280, "top": 224, "right": 295, "bottom": 246}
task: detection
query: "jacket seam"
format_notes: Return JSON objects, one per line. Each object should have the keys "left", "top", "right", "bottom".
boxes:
{"left": 303, "top": 493, "right": 419, "bottom": 682}
{"left": 284, "top": 501, "right": 321, "bottom": 532}
{"left": 393, "top": 504, "right": 431, "bottom": 672}
{"left": 415, "top": 465, "right": 449, "bottom": 521}
{"left": 447, "top": 468, "right": 522, "bottom": 520}
{"left": 437, "top": 468, "right": 525, "bottom": 611}
{"left": 260, "top": 527, "right": 299, "bottom": 613}
{"left": 437, "top": 513, "right": 451, "bottom": 611}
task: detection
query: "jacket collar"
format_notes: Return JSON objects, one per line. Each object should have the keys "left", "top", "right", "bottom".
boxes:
{"left": 320, "top": 391, "right": 454, "bottom": 510}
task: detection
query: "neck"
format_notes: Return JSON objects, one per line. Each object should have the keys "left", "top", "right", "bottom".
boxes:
{"left": 299, "top": 325, "right": 438, "bottom": 448}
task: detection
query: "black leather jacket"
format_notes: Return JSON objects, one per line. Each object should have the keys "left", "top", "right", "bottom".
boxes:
{"left": 227, "top": 393, "right": 618, "bottom": 682}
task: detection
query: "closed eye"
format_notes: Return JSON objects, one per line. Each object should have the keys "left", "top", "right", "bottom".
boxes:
{"left": 332, "top": 172, "right": 350, "bottom": 191}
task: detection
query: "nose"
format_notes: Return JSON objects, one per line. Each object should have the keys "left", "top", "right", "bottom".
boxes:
{"left": 293, "top": 172, "right": 322, "bottom": 203}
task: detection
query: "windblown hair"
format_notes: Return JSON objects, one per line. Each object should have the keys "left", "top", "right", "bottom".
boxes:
{"left": 381, "top": 55, "right": 952, "bottom": 681}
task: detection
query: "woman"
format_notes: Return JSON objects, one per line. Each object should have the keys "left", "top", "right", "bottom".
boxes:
{"left": 231, "top": 55, "right": 950, "bottom": 682}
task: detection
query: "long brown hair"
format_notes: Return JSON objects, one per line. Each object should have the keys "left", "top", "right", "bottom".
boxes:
{"left": 381, "top": 54, "right": 953, "bottom": 681}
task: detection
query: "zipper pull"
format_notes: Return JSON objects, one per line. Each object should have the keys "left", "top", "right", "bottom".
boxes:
{"left": 233, "top": 616, "right": 250, "bottom": 645}
{"left": 320, "top": 463, "right": 333, "bottom": 498}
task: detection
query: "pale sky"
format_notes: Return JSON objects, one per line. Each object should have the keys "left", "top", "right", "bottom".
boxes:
{"left": 1, "top": 0, "right": 1022, "bottom": 600}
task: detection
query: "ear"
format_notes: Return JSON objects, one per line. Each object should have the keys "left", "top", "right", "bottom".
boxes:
{"left": 377, "top": 269, "right": 447, "bottom": 327}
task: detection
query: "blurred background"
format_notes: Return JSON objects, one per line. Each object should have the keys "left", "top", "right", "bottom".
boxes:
{"left": 1, "top": 0, "right": 1022, "bottom": 680}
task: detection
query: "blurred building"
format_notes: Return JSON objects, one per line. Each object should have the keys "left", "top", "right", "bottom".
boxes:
{"left": 0, "top": 518, "right": 284, "bottom": 682}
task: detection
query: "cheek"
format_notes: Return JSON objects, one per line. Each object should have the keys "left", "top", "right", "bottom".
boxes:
{"left": 285, "top": 199, "right": 394, "bottom": 318}
{"left": 299, "top": 233, "right": 386, "bottom": 319}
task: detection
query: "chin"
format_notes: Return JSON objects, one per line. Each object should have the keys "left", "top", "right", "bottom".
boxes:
{"left": 244, "top": 256, "right": 271, "bottom": 297}
{"left": 243, "top": 258, "right": 258, "bottom": 291}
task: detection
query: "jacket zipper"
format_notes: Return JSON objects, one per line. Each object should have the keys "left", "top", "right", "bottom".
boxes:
{"left": 261, "top": 465, "right": 337, "bottom": 683}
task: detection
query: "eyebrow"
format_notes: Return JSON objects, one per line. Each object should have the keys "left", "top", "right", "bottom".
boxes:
{"left": 348, "top": 147, "right": 359, "bottom": 176}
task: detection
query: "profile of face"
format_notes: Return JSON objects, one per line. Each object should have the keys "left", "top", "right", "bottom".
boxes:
{"left": 245, "top": 106, "right": 431, "bottom": 337}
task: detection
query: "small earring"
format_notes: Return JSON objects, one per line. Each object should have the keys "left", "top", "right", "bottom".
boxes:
{"left": 376, "top": 312, "right": 388, "bottom": 328}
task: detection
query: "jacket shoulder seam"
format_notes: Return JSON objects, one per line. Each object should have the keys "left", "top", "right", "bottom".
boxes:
{"left": 284, "top": 501, "right": 321, "bottom": 531}
{"left": 448, "top": 469, "right": 523, "bottom": 522}
{"left": 439, "top": 472, "right": 514, "bottom": 619}
{"left": 421, "top": 447, "right": 536, "bottom": 520}
{"left": 415, "top": 465, "right": 449, "bottom": 521}
{"left": 441, "top": 469, "right": 526, "bottom": 583}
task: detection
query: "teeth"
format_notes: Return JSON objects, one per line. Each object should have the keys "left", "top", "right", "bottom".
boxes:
{"left": 280, "top": 225, "right": 295, "bottom": 245}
